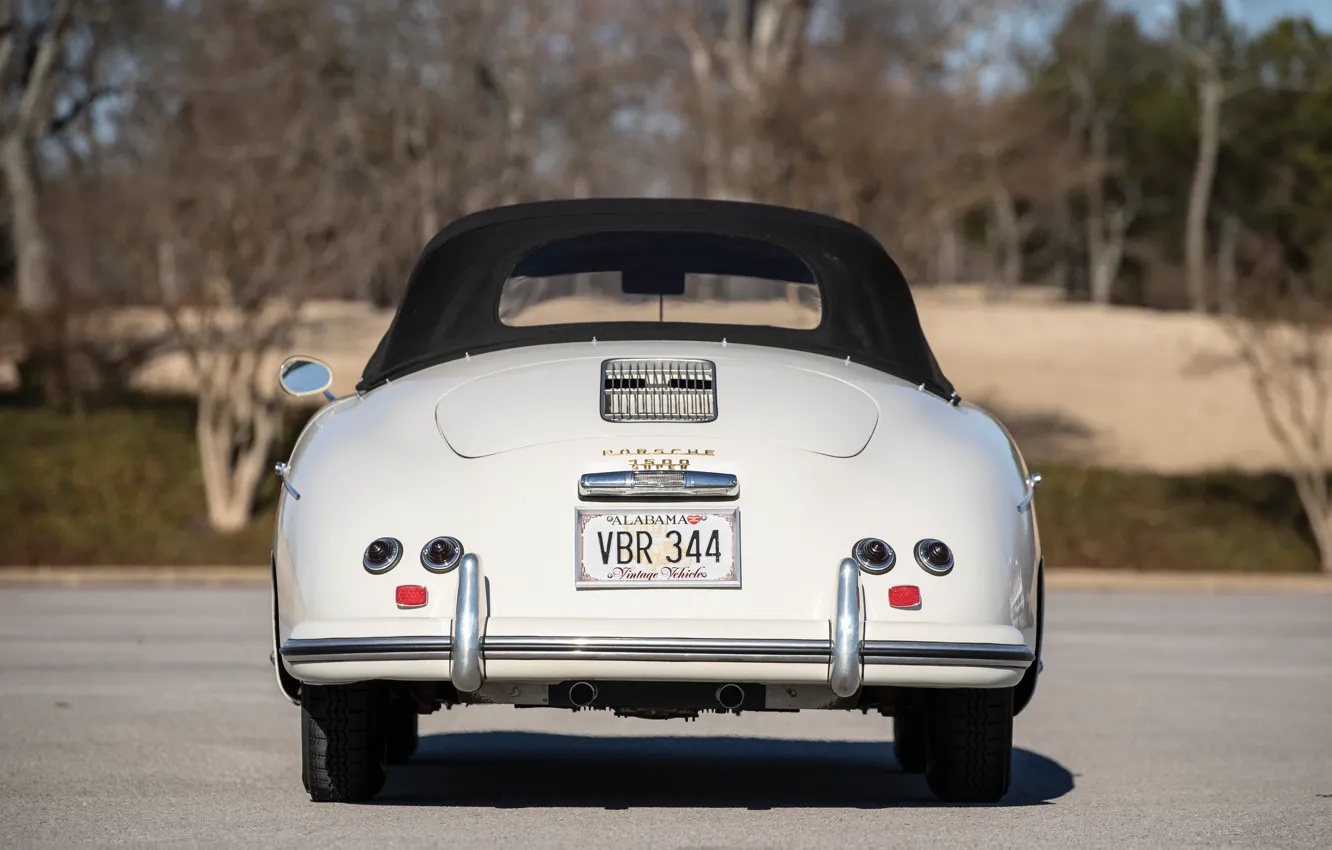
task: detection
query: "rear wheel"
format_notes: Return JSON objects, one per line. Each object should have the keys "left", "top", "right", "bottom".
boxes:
{"left": 301, "top": 683, "right": 388, "bottom": 802}
{"left": 385, "top": 692, "right": 419, "bottom": 765}
{"left": 924, "top": 687, "right": 1013, "bottom": 803}
{"left": 892, "top": 699, "right": 928, "bottom": 773}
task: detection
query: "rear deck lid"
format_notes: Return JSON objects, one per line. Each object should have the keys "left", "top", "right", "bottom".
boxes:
{"left": 435, "top": 357, "right": 878, "bottom": 458}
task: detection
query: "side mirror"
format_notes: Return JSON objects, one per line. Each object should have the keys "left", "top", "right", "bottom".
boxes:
{"left": 278, "top": 355, "right": 334, "bottom": 400}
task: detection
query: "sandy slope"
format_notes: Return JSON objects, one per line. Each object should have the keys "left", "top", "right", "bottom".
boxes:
{"left": 18, "top": 288, "right": 1318, "bottom": 473}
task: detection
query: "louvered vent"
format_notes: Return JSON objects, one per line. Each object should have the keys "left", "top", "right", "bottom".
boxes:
{"left": 601, "top": 359, "right": 717, "bottom": 423}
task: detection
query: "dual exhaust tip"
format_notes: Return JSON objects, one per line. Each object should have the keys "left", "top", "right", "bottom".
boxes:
{"left": 566, "top": 681, "right": 747, "bottom": 710}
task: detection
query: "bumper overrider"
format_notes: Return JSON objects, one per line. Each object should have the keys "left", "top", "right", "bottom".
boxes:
{"left": 279, "top": 555, "right": 1034, "bottom": 697}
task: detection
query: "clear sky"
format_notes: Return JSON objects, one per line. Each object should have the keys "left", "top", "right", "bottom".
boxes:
{"left": 1232, "top": 0, "right": 1332, "bottom": 30}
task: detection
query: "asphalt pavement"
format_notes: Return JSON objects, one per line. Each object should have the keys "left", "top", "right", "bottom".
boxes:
{"left": 0, "top": 586, "right": 1328, "bottom": 849}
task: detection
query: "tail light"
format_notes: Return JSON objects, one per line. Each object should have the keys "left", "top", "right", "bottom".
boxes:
{"left": 363, "top": 538, "right": 401, "bottom": 573}
{"left": 853, "top": 538, "right": 895, "bottom": 574}
{"left": 889, "top": 585, "right": 922, "bottom": 608}
{"left": 915, "top": 539, "right": 954, "bottom": 575}
{"left": 421, "top": 537, "right": 463, "bottom": 573}
{"left": 396, "top": 585, "right": 428, "bottom": 608}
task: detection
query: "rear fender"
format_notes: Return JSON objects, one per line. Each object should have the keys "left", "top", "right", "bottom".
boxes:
{"left": 271, "top": 553, "right": 302, "bottom": 705}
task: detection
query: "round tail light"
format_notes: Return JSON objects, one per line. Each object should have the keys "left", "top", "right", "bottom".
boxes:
{"left": 853, "top": 538, "right": 895, "bottom": 574}
{"left": 421, "top": 536, "right": 463, "bottom": 573}
{"left": 915, "top": 539, "right": 954, "bottom": 574}
{"left": 363, "top": 537, "right": 402, "bottom": 573}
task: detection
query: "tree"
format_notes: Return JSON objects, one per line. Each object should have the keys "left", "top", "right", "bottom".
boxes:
{"left": 1034, "top": 0, "right": 1164, "bottom": 303}
{"left": 1172, "top": 0, "right": 1245, "bottom": 313}
{"left": 0, "top": 0, "right": 73, "bottom": 318}
{"left": 118, "top": 0, "right": 377, "bottom": 531}
{"left": 1229, "top": 235, "right": 1332, "bottom": 573}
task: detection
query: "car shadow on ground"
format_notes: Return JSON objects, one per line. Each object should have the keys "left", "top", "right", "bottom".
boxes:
{"left": 377, "top": 731, "right": 1074, "bottom": 809}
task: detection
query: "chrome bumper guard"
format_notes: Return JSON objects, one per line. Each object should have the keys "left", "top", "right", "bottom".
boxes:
{"left": 279, "top": 554, "right": 1034, "bottom": 695}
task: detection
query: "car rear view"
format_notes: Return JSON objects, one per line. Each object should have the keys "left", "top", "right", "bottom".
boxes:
{"left": 272, "top": 199, "right": 1043, "bottom": 804}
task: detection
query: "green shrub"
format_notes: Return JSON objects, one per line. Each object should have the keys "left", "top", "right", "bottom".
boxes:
{"left": 0, "top": 398, "right": 278, "bottom": 565}
{"left": 0, "top": 400, "right": 1320, "bottom": 570}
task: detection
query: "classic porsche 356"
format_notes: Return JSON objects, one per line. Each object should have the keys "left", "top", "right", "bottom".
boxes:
{"left": 271, "top": 199, "right": 1044, "bottom": 803}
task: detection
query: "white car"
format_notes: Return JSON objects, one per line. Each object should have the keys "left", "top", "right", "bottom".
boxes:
{"left": 271, "top": 199, "right": 1044, "bottom": 804}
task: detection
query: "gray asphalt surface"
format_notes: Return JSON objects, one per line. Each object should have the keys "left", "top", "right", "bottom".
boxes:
{"left": 0, "top": 587, "right": 1329, "bottom": 849}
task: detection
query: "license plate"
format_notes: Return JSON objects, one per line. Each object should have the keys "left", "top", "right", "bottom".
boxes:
{"left": 575, "top": 508, "right": 740, "bottom": 588}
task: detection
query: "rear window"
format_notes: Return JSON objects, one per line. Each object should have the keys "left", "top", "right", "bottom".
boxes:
{"left": 498, "top": 231, "right": 822, "bottom": 329}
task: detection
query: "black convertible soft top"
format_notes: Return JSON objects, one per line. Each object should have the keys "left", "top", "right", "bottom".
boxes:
{"left": 358, "top": 199, "right": 954, "bottom": 398}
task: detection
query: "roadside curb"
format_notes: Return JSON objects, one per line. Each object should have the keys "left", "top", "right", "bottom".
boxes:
{"left": 2, "top": 565, "right": 1330, "bottom": 593}
{"left": 0, "top": 566, "right": 268, "bottom": 587}
{"left": 1044, "top": 568, "right": 1332, "bottom": 594}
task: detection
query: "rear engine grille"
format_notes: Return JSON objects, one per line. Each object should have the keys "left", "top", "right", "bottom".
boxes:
{"left": 601, "top": 359, "right": 717, "bottom": 422}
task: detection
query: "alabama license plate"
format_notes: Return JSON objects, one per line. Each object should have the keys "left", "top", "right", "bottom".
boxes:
{"left": 575, "top": 508, "right": 740, "bottom": 588}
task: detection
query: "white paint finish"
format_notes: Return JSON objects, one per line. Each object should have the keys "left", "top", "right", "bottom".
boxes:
{"left": 860, "top": 666, "right": 1022, "bottom": 688}
{"left": 434, "top": 352, "right": 879, "bottom": 458}
{"left": 285, "top": 658, "right": 452, "bottom": 685}
{"left": 273, "top": 338, "right": 1041, "bottom": 696}
{"left": 860, "top": 622, "right": 1027, "bottom": 646}
{"left": 479, "top": 659, "right": 835, "bottom": 685}
{"left": 288, "top": 618, "right": 450, "bottom": 640}
{"left": 484, "top": 617, "right": 830, "bottom": 641}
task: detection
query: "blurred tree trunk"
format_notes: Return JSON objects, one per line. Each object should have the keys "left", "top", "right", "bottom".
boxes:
{"left": 931, "top": 210, "right": 959, "bottom": 284}
{"left": 989, "top": 178, "right": 1022, "bottom": 296}
{"left": 0, "top": 0, "right": 73, "bottom": 317}
{"left": 1185, "top": 57, "right": 1224, "bottom": 313}
{"left": 2, "top": 135, "right": 55, "bottom": 315}
{"left": 1, "top": 0, "right": 77, "bottom": 407}
{"left": 195, "top": 350, "right": 284, "bottom": 533}
{"left": 1216, "top": 211, "right": 1239, "bottom": 315}
{"left": 679, "top": 0, "right": 813, "bottom": 201}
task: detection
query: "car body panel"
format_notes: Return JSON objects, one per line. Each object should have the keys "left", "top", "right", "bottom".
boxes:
{"left": 435, "top": 355, "right": 880, "bottom": 458}
{"left": 273, "top": 339, "right": 1041, "bottom": 701}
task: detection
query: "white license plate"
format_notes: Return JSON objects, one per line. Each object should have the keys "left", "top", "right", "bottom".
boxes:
{"left": 575, "top": 508, "right": 740, "bottom": 588}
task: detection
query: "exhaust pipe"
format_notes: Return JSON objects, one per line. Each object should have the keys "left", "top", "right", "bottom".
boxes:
{"left": 568, "top": 681, "right": 598, "bottom": 708}
{"left": 715, "top": 683, "right": 745, "bottom": 710}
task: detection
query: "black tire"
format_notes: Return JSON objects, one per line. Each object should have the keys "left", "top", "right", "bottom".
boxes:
{"left": 924, "top": 687, "right": 1013, "bottom": 803}
{"left": 301, "top": 683, "right": 388, "bottom": 803}
{"left": 300, "top": 710, "right": 311, "bottom": 793}
{"left": 385, "top": 693, "right": 419, "bottom": 765}
{"left": 893, "top": 702, "right": 928, "bottom": 773}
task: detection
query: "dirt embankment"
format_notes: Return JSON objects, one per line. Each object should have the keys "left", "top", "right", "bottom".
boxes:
{"left": 10, "top": 287, "right": 1313, "bottom": 473}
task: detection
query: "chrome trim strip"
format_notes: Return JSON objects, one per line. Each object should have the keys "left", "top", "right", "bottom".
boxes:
{"left": 280, "top": 635, "right": 1031, "bottom": 669}
{"left": 578, "top": 470, "right": 739, "bottom": 499}
{"left": 863, "top": 641, "right": 1034, "bottom": 667}
{"left": 830, "top": 557, "right": 862, "bottom": 697}
{"left": 490, "top": 650, "right": 829, "bottom": 663}
{"left": 484, "top": 636, "right": 825, "bottom": 653}
{"left": 1017, "top": 472, "right": 1042, "bottom": 512}
{"left": 451, "top": 553, "right": 484, "bottom": 692}
{"left": 280, "top": 636, "right": 451, "bottom": 663}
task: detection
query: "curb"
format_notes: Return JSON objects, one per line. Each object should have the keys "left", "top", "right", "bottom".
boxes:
{"left": 1044, "top": 568, "right": 1332, "bottom": 594}
{"left": 0, "top": 565, "right": 268, "bottom": 587}
{"left": 1, "top": 565, "right": 1330, "bottom": 593}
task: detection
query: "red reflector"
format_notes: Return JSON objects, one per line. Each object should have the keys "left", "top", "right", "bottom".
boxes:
{"left": 396, "top": 585, "right": 428, "bottom": 608}
{"left": 889, "top": 585, "right": 921, "bottom": 608}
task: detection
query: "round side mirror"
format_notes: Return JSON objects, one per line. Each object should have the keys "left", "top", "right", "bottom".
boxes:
{"left": 278, "top": 355, "right": 334, "bottom": 399}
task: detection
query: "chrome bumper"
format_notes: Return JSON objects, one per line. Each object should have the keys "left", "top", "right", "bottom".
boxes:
{"left": 278, "top": 554, "right": 1033, "bottom": 696}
